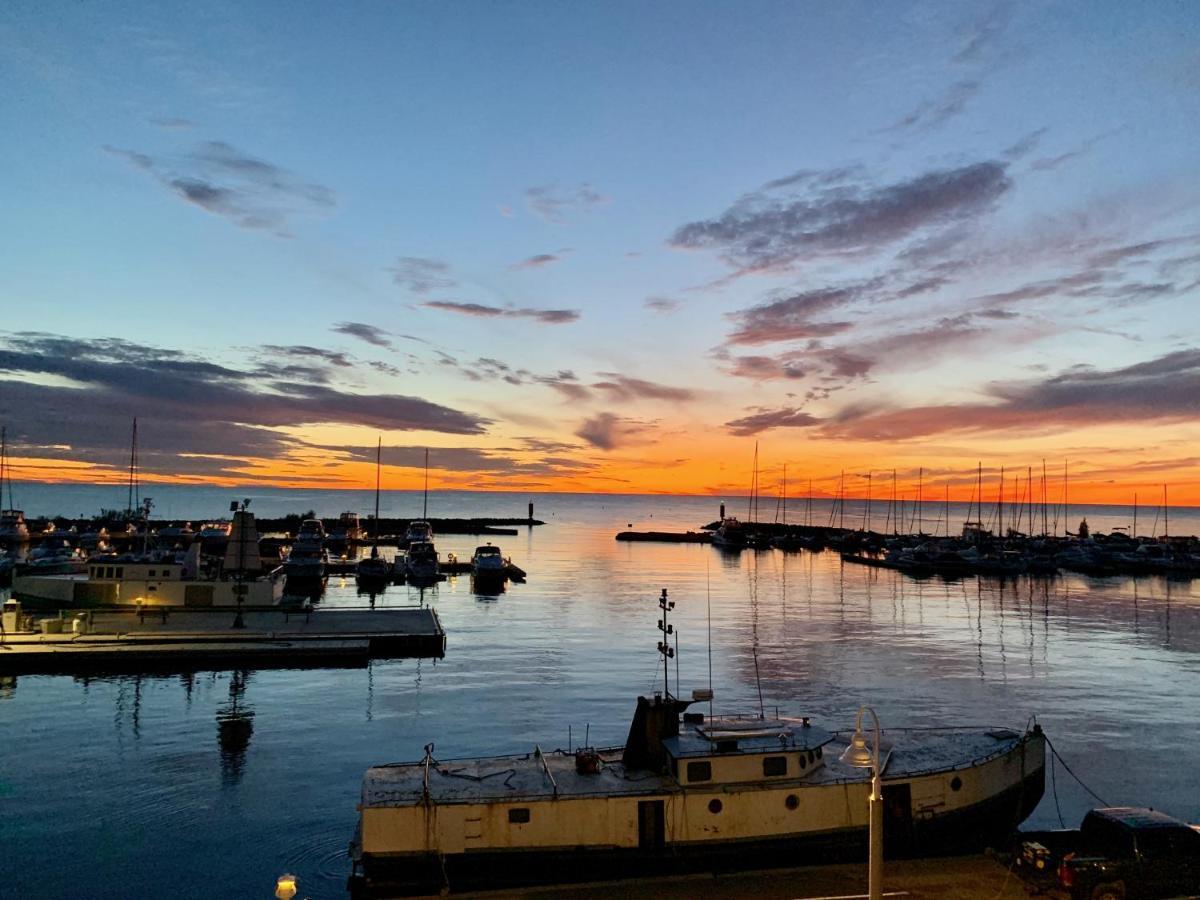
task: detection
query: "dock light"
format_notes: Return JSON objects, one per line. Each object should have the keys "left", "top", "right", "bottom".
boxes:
{"left": 839, "top": 705, "right": 884, "bottom": 900}
{"left": 275, "top": 873, "right": 297, "bottom": 899}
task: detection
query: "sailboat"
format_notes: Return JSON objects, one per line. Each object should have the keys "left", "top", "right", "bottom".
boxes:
{"left": 357, "top": 439, "right": 392, "bottom": 584}
{"left": 0, "top": 426, "right": 30, "bottom": 544}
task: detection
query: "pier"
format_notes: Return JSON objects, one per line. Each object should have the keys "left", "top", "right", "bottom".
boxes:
{"left": 0, "top": 606, "right": 445, "bottom": 673}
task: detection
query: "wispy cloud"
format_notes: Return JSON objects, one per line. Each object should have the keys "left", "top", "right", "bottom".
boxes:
{"left": 670, "top": 161, "right": 1012, "bottom": 273}
{"left": 883, "top": 80, "right": 981, "bottom": 133}
{"left": 725, "top": 407, "right": 821, "bottom": 437}
{"left": 388, "top": 256, "right": 456, "bottom": 293}
{"left": 104, "top": 141, "right": 336, "bottom": 236}
{"left": 574, "top": 412, "right": 650, "bottom": 450}
{"left": 725, "top": 285, "right": 864, "bottom": 345}
{"left": 644, "top": 296, "right": 681, "bottom": 314}
{"left": 424, "top": 301, "right": 580, "bottom": 324}
{"left": 591, "top": 374, "right": 696, "bottom": 403}
{"left": 509, "top": 250, "right": 571, "bottom": 270}
{"left": 525, "top": 182, "right": 609, "bottom": 223}
{"left": 332, "top": 322, "right": 393, "bottom": 348}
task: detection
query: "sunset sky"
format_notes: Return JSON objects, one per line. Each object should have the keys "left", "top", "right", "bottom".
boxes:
{"left": 2, "top": 1, "right": 1199, "bottom": 503}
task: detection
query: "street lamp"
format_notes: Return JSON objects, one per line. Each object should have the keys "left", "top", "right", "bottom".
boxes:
{"left": 231, "top": 498, "right": 250, "bottom": 629}
{"left": 840, "top": 704, "right": 885, "bottom": 900}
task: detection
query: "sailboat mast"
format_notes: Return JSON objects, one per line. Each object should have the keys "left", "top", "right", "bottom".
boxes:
{"left": 780, "top": 463, "right": 787, "bottom": 526}
{"left": 1063, "top": 459, "right": 1069, "bottom": 536}
{"left": 917, "top": 467, "right": 923, "bottom": 535}
{"left": 127, "top": 417, "right": 139, "bottom": 517}
{"left": 944, "top": 483, "right": 950, "bottom": 537}
{"left": 373, "top": 437, "right": 382, "bottom": 553}
{"left": 0, "top": 425, "right": 9, "bottom": 510}
{"left": 864, "top": 471, "right": 871, "bottom": 532}
{"left": 1042, "top": 459, "right": 1048, "bottom": 537}
{"left": 1133, "top": 492, "right": 1138, "bottom": 538}
{"left": 998, "top": 466, "right": 1004, "bottom": 537}
{"left": 422, "top": 448, "right": 429, "bottom": 519}
{"left": 891, "top": 469, "right": 897, "bottom": 535}
{"left": 1163, "top": 484, "right": 1168, "bottom": 538}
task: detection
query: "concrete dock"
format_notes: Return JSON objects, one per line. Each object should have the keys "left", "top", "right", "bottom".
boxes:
{"left": 0, "top": 607, "right": 445, "bottom": 673}
{"left": 452, "top": 853, "right": 1035, "bottom": 899}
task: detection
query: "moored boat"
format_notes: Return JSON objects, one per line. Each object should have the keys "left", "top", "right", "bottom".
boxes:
{"left": 470, "top": 543, "right": 506, "bottom": 581}
{"left": 403, "top": 540, "right": 439, "bottom": 583}
{"left": 284, "top": 519, "right": 328, "bottom": 580}
{"left": 349, "top": 590, "right": 1046, "bottom": 896}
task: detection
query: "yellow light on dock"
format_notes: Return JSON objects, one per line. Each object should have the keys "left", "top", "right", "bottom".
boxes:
{"left": 275, "top": 873, "right": 297, "bottom": 899}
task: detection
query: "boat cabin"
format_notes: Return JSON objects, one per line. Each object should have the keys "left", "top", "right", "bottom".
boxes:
{"left": 663, "top": 715, "right": 831, "bottom": 786}
{"left": 89, "top": 561, "right": 182, "bottom": 582}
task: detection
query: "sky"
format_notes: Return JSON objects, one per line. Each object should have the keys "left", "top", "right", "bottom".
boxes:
{"left": 1, "top": 1, "right": 1199, "bottom": 505}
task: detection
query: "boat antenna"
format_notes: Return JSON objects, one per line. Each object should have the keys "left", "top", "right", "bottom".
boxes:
{"left": 706, "top": 560, "right": 713, "bottom": 721}
{"left": 657, "top": 588, "right": 675, "bottom": 699}
{"left": 422, "top": 447, "right": 429, "bottom": 519}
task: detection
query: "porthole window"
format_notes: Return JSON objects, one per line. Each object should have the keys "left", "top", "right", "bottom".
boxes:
{"left": 798, "top": 754, "right": 807, "bottom": 769}
{"left": 708, "top": 798, "right": 723, "bottom": 814}
{"left": 785, "top": 794, "right": 799, "bottom": 810}
{"left": 508, "top": 808, "right": 531, "bottom": 824}
{"left": 763, "top": 756, "right": 787, "bottom": 777}
{"left": 950, "top": 776, "right": 962, "bottom": 792}
{"left": 687, "top": 761, "right": 712, "bottom": 783}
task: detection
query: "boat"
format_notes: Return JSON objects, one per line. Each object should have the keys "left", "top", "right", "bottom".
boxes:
{"left": 471, "top": 543, "right": 506, "bottom": 581}
{"left": 402, "top": 520, "right": 433, "bottom": 547}
{"left": 710, "top": 516, "right": 747, "bottom": 550}
{"left": 329, "top": 511, "right": 363, "bottom": 550}
{"left": 23, "top": 539, "right": 86, "bottom": 575}
{"left": 357, "top": 439, "right": 392, "bottom": 586}
{"left": 350, "top": 590, "right": 1046, "bottom": 897}
{"left": 403, "top": 540, "right": 439, "bottom": 583}
{"left": 284, "top": 519, "right": 328, "bottom": 580}
{"left": 10, "top": 510, "right": 283, "bottom": 607}
{"left": 197, "top": 521, "right": 232, "bottom": 554}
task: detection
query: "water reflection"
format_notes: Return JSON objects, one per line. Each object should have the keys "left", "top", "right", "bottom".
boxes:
{"left": 217, "top": 670, "right": 255, "bottom": 786}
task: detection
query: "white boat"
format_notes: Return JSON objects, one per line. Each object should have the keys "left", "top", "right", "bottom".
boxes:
{"left": 471, "top": 543, "right": 506, "bottom": 580}
{"left": 404, "top": 540, "right": 439, "bottom": 583}
{"left": 711, "top": 516, "right": 747, "bottom": 550}
{"left": 284, "top": 519, "right": 328, "bottom": 580}
{"left": 403, "top": 520, "right": 433, "bottom": 546}
{"left": 350, "top": 591, "right": 1046, "bottom": 896}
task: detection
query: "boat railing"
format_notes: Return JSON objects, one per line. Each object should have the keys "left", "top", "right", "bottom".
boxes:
{"left": 533, "top": 745, "right": 559, "bottom": 798}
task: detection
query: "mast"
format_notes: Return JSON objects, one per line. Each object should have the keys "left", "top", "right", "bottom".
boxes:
{"left": 1042, "top": 459, "right": 1048, "bottom": 537}
{"left": 127, "top": 417, "right": 139, "bottom": 518}
{"left": 917, "top": 467, "right": 923, "bottom": 535}
{"left": 1063, "top": 459, "right": 1068, "bottom": 537}
{"left": 944, "top": 483, "right": 950, "bottom": 538}
{"left": 0, "top": 425, "right": 10, "bottom": 511}
{"left": 422, "top": 448, "right": 429, "bottom": 519}
{"left": 777, "top": 463, "right": 787, "bottom": 525}
{"left": 1133, "top": 492, "right": 1138, "bottom": 538}
{"left": 838, "top": 469, "right": 845, "bottom": 531}
{"left": 1163, "top": 484, "right": 1168, "bottom": 538}
{"left": 864, "top": 471, "right": 872, "bottom": 533}
{"left": 372, "top": 437, "right": 382, "bottom": 558}
{"left": 891, "top": 469, "right": 897, "bottom": 535}
{"left": 657, "top": 589, "right": 675, "bottom": 698}
{"left": 807, "top": 477, "right": 812, "bottom": 528}
{"left": 998, "top": 466, "right": 1004, "bottom": 538}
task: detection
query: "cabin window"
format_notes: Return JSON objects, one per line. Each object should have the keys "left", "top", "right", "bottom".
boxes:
{"left": 508, "top": 808, "right": 530, "bottom": 824}
{"left": 763, "top": 756, "right": 787, "bottom": 777}
{"left": 148, "top": 569, "right": 156, "bottom": 577}
{"left": 115, "top": 567, "right": 124, "bottom": 578}
{"left": 686, "top": 761, "right": 712, "bottom": 783}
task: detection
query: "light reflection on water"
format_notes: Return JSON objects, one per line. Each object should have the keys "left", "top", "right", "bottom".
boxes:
{"left": 2, "top": 493, "right": 1199, "bottom": 899}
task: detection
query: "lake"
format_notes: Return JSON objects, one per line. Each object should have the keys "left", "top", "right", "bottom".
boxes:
{"left": 2, "top": 489, "right": 1199, "bottom": 898}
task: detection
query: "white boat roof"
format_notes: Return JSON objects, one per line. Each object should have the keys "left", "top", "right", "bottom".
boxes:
{"left": 362, "top": 725, "right": 1029, "bottom": 808}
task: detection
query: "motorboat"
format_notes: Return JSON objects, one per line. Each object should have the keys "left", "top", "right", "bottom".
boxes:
{"left": 403, "top": 520, "right": 434, "bottom": 547}
{"left": 404, "top": 540, "right": 439, "bottom": 583}
{"left": 471, "top": 543, "right": 506, "bottom": 581}
{"left": 0, "top": 509, "right": 30, "bottom": 543}
{"left": 329, "top": 511, "right": 363, "bottom": 550}
{"left": 350, "top": 591, "right": 1046, "bottom": 897}
{"left": 710, "top": 516, "right": 747, "bottom": 551}
{"left": 284, "top": 519, "right": 328, "bottom": 580}
{"left": 24, "top": 539, "right": 85, "bottom": 575}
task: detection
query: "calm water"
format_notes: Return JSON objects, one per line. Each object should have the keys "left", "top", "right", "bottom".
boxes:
{"left": 2, "top": 490, "right": 1199, "bottom": 899}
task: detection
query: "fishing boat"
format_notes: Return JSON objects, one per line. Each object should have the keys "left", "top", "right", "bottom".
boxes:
{"left": 284, "top": 519, "right": 328, "bottom": 580}
{"left": 710, "top": 516, "right": 747, "bottom": 550}
{"left": 403, "top": 540, "right": 439, "bottom": 583}
{"left": 357, "top": 439, "right": 392, "bottom": 586}
{"left": 350, "top": 590, "right": 1046, "bottom": 896}
{"left": 470, "top": 543, "right": 506, "bottom": 581}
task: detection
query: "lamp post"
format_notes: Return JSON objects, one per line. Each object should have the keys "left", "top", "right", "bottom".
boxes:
{"left": 839, "top": 704, "right": 884, "bottom": 900}
{"left": 231, "top": 498, "right": 250, "bottom": 629}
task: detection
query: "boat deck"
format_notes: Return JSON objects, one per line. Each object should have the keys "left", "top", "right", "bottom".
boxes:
{"left": 362, "top": 726, "right": 1032, "bottom": 807}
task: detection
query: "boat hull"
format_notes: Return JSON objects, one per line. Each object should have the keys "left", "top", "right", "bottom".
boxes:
{"left": 352, "top": 733, "right": 1045, "bottom": 897}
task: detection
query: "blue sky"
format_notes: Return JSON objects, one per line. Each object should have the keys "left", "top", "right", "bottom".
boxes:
{"left": 1, "top": 2, "right": 1199, "bottom": 498}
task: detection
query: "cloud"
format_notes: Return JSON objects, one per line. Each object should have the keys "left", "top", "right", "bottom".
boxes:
{"left": 883, "top": 80, "right": 981, "bottom": 133}
{"left": 727, "top": 355, "right": 807, "bottom": 381}
{"left": 509, "top": 250, "right": 571, "bottom": 270}
{"left": 574, "top": 412, "right": 633, "bottom": 450}
{"left": 388, "top": 257, "right": 456, "bottom": 293}
{"left": 535, "top": 371, "right": 591, "bottom": 401}
{"left": 726, "top": 285, "right": 863, "bottom": 345}
{"left": 260, "top": 345, "right": 353, "bottom": 367}
{"left": 104, "top": 141, "right": 336, "bottom": 236}
{"left": 423, "top": 301, "right": 580, "bottom": 324}
{"left": 821, "top": 348, "right": 1200, "bottom": 441}
{"left": 0, "top": 333, "right": 488, "bottom": 479}
{"left": 1031, "top": 130, "right": 1118, "bottom": 172}
{"left": 644, "top": 296, "right": 681, "bottom": 314}
{"left": 332, "top": 322, "right": 393, "bottom": 348}
{"left": 725, "top": 407, "right": 822, "bottom": 436}
{"left": 591, "top": 374, "right": 696, "bottom": 403}
{"left": 952, "top": 3, "right": 1015, "bottom": 64}
{"left": 149, "top": 116, "right": 196, "bottom": 130}
{"left": 525, "top": 182, "right": 609, "bottom": 223}
{"left": 670, "top": 161, "right": 1012, "bottom": 273}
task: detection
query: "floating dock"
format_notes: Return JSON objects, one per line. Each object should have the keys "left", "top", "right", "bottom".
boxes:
{"left": 615, "top": 531, "right": 713, "bottom": 543}
{"left": 0, "top": 607, "right": 445, "bottom": 673}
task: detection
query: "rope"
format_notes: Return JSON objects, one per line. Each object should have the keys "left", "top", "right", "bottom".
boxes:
{"left": 1050, "top": 749, "right": 1065, "bottom": 828}
{"left": 1046, "top": 735, "right": 1110, "bottom": 807}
